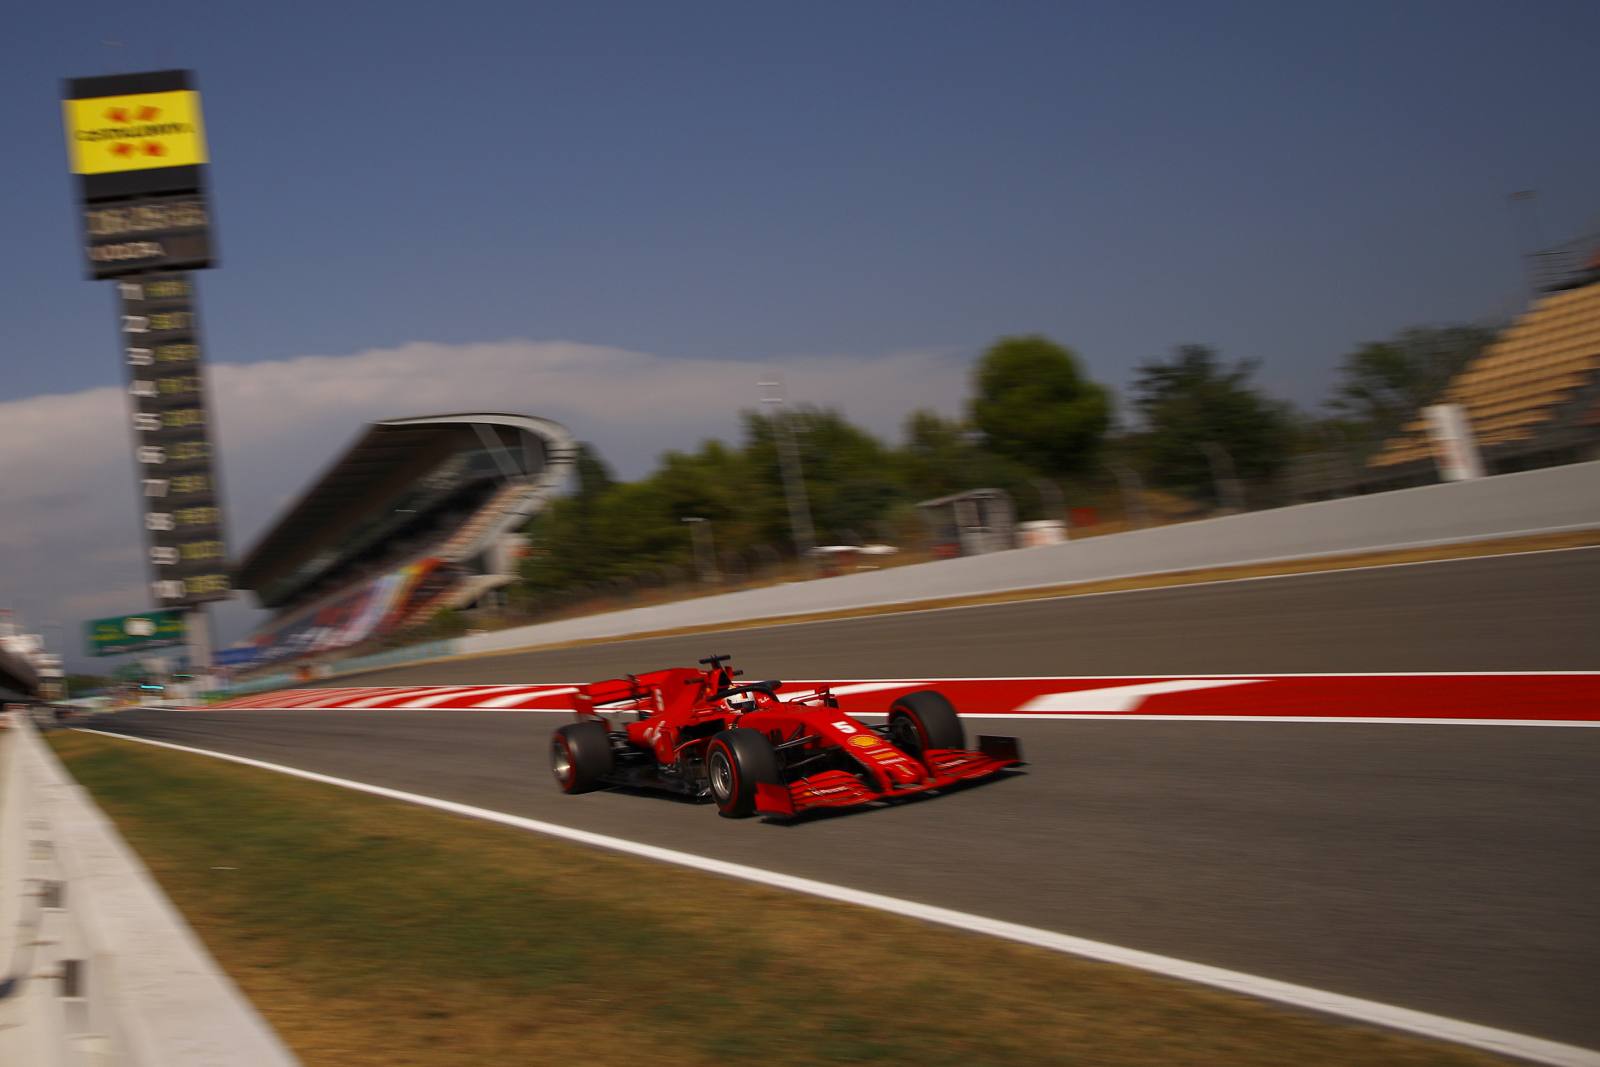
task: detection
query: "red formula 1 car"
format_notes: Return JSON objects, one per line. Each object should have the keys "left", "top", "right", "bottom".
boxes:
{"left": 549, "top": 654, "right": 1021, "bottom": 818}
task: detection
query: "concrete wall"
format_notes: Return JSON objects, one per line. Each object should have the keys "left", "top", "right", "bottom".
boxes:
{"left": 0, "top": 715, "right": 298, "bottom": 1065}
{"left": 458, "top": 460, "right": 1599, "bottom": 657}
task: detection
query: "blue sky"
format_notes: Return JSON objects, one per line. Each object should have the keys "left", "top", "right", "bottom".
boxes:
{"left": 2, "top": 0, "right": 1598, "bottom": 661}
{"left": 8, "top": 1, "right": 1597, "bottom": 408}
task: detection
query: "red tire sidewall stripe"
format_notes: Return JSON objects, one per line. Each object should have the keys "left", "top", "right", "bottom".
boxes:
{"left": 890, "top": 705, "right": 929, "bottom": 749}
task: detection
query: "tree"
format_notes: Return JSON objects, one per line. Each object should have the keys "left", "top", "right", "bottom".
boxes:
{"left": 521, "top": 442, "right": 624, "bottom": 594}
{"left": 1132, "top": 345, "right": 1292, "bottom": 503}
{"left": 742, "top": 408, "right": 900, "bottom": 545}
{"left": 968, "top": 335, "right": 1111, "bottom": 476}
{"left": 569, "top": 442, "right": 615, "bottom": 503}
{"left": 64, "top": 673, "right": 113, "bottom": 697}
{"left": 424, "top": 608, "right": 469, "bottom": 639}
{"left": 896, "top": 410, "right": 974, "bottom": 501}
{"left": 519, "top": 407, "right": 909, "bottom": 603}
{"left": 893, "top": 409, "right": 1047, "bottom": 516}
{"left": 515, "top": 341, "right": 1120, "bottom": 609}
{"left": 1329, "top": 325, "right": 1496, "bottom": 446}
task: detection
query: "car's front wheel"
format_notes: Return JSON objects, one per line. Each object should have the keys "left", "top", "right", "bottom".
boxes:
{"left": 705, "top": 728, "right": 781, "bottom": 817}
{"left": 888, "top": 690, "right": 965, "bottom": 763}
{"left": 552, "top": 720, "right": 613, "bottom": 794}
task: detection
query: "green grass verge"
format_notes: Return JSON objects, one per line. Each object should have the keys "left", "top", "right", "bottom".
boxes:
{"left": 49, "top": 731, "right": 1507, "bottom": 1066}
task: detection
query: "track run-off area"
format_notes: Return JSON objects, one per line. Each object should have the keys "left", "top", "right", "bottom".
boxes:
{"left": 86, "top": 548, "right": 1600, "bottom": 1058}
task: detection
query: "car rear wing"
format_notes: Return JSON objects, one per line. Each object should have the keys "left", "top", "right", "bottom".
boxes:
{"left": 575, "top": 667, "right": 707, "bottom": 718}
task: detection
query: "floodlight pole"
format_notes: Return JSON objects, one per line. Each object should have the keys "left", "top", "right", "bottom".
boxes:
{"left": 1200, "top": 442, "right": 1246, "bottom": 512}
{"left": 758, "top": 377, "right": 815, "bottom": 559}
{"left": 1031, "top": 478, "right": 1063, "bottom": 520}
{"left": 186, "top": 605, "right": 212, "bottom": 685}
{"left": 1107, "top": 461, "right": 1150, "bottom": 529}
{"left": 682, "top": 517, "right": 718, "bottom": 584}
{"left": 1506, "top": 190, "right": 1548, "bottom": 298}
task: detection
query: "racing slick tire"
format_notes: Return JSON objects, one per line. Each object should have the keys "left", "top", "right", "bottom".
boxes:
{"left": 888, "top": 690, "right": 965, "bottom": 761}
{"left": 706, "top": 728, "right": 781, "bottom": 818}
{"left": 552, "top": 720, "right": 613, "bottom": 794}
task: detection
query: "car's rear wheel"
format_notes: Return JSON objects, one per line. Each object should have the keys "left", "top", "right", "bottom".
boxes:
{"left": 706, "top": 728, "right": 781, "bottom": 818}
{"left": 552, "top": 720, "right": 613, "bottom": 794}
{"left": 888, "top": 690, "right": 965, "bottom": 760}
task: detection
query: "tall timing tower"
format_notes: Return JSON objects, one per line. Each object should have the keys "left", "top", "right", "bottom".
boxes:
{"left": 62, "top": 70, "right": 231, "bottom": 674}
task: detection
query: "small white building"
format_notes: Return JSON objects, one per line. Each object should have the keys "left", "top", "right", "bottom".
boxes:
{"left": 916, "top": 489, "right": 1016, "bottom": 557}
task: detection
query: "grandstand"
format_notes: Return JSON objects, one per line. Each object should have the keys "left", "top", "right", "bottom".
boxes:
{"left": 1365, "top": 270, "right": 1600, "bottom": 488}
{"left": 231, "top": 413, "right": 575, "bottom": 668}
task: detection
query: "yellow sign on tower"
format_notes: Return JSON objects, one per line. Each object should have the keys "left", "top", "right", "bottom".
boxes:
{"left": 63, "top": 90, "right": 208, "bottom": 175}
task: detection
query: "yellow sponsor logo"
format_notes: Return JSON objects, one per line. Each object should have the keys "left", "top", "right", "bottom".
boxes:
{"left": 848, "top": 734, "right": 879, "bottom": 749}
{"left": 64, "top": 90, "right": 208, "bottom": 174}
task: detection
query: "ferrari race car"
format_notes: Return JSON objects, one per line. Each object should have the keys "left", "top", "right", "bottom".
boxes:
{"left": 549, "top": 654, "right": 1021, "bottom": 818}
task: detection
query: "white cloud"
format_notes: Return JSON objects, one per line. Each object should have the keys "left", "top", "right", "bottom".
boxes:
{"left": 0, "top": 338, "right": 970, "bottom": 668}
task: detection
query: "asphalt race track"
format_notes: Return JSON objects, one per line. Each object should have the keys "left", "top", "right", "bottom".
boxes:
{"left": 356, "top": 546, "right": 1594, "bottom": 682}
{"left": 93, "top": 550, "right": 1600, "bottom": 1047}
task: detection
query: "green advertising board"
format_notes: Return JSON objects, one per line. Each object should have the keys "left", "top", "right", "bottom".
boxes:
{"left": 86, "top": 609, "right": 186, "bottom": 657}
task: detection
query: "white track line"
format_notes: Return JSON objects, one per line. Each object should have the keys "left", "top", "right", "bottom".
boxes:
{"left": 477, "top": 685, "right": 580, "bottom": 708}
{"left": 1016, "top": 678, "right": 1264, "bottom": 713}
{"left": 332, "top": 688, "right": 455, "bottom": 709}
{"left": 73, "top": 728, "right": 1600, "bottom": 1067}
{"left": 385, "top": 685, "right": 536, "bottom": 709}
{"left": 273, "top": 688, "right": 376, "bottom": 708}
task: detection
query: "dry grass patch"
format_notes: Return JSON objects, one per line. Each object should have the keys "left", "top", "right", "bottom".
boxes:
{"left": 50, "top": 730, "right": 1509, "bottom": 1066}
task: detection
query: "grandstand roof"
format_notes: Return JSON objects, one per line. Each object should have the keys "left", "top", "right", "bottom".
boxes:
{"left": 235, "top": 413, "right": 575, "bottom": 603}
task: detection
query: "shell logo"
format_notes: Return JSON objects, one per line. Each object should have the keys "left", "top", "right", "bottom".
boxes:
{"left": 106, "top": 104, "right": 162, "bottom": 124}
{"left": 848, "top": 734, "right": 880, "bottom": 749}
{"left": 105, "top": 105, "right": 168, "bottom": 159}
